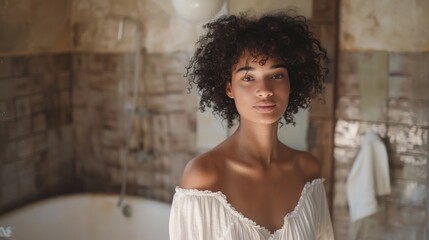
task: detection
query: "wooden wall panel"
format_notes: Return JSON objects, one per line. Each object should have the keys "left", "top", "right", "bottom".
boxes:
{"left": 310, "top": 0, "right": 339, "bottom": 209}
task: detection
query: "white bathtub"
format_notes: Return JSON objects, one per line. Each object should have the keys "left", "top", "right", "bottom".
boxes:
{"left": 0, "top": 193, "right": 171, "bottom": 240}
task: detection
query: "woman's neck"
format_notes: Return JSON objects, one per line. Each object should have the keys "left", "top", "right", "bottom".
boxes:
{"left": 230, "top": 119, "right": 281, "bottom": 168}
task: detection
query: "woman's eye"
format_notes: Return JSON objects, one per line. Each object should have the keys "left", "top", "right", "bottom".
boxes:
{"left": 271, "top": 73, "right": 284, "bottom": 79}
{"left": 242, "top": 76, "right": 253, "bottom": 82}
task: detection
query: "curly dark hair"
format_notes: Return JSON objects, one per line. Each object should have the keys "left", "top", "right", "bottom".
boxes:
{"left": 186, "top": 11, "right": 328, "bottom": 128}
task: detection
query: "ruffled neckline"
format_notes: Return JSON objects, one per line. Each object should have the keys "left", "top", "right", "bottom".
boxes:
{"left": 175, "top": 178, "right": 325, "bottom": 237}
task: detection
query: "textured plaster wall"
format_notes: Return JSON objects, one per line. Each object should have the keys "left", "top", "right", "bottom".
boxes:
{"left": 0, "top": 0, "right": 72, "bottom": 56}
{"left": 340, "top": 0, "right": 429, "bottom": 51}
{"left": 229, "top": 0, "right": 312, "bottom": 18}
{"left": 0, "top": 0, "right": 314, "bottom": 55}
{"left": 71, "top": 0, "right": 204, "bottom": 54}
{"left": 71, "top": 0, "right": 312, "bottom": 54}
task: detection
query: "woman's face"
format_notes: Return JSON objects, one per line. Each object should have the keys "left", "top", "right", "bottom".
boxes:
{"left": 226, "top": 52, "right": 291, "bottom": 125}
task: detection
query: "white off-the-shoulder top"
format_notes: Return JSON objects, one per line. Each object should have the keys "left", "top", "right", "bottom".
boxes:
{"left": 169, "top": 178, "right": 334, "bottom": 240}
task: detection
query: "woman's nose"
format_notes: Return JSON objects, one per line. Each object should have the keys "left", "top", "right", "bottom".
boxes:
{"left": 256, "top": 80, "right": 273, "bottom": 98}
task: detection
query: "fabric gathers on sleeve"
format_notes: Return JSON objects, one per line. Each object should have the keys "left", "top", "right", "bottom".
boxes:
{"left": 169, "top": 189, "right": 222, "bottom": 240}
{"left": 317, "top": 182, "right": 335, "bottom": 240}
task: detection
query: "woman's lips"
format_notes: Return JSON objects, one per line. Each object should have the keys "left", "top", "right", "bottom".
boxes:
{"left": 253, "top": 104, "right": 276, "bottom": 113}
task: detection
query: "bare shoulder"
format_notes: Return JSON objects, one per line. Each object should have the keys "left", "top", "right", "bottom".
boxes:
{"left": 179, "top": 151, "right": 221, "bottom": 190}
{"left": 293, "top": 150, "right": 322, "bottom": 182}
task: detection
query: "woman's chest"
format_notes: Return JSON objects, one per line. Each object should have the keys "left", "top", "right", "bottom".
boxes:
{"left": 219, "top": 174, "right": 307, "bottom": 233}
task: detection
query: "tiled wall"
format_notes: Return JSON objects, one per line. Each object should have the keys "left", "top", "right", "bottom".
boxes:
{"left": 332, "top": 51, "right": 429, "bottom": 239}
{"left": 73, "top": 51, "right": 195, "bottom": 202}
{"left": 0, "top": 50, "right": 196, "bottom": 213}
{"left": 0, "top": 54, "right": 75, "bottom": 213}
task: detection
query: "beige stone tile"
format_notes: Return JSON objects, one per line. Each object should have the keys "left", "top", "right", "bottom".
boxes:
{"left": 102, "top": 147, "right": 121, "bottom": 167}
{"left": 0, "top": 119, "right": 16, "bottom": 140}
{"left": 36, "top": 74, "right": 57, "bottom": 93}
{"left": 32, "top": 113, "right": 47, "bottom": 132}
{"left": 12, "top": 56, "right": 29, "bottom": 77}
{"left": 13, "top": 77, "right": 33, "bottom": 97}
{"left": 80, "top": 161, "right": 106, "bottom": 180}
{"left": 147, "top": 94, "right": 165, "bottom": 112}
{"left": 100, "top": 128, "right": 123, "bottom": 147}
{"left": 388, "top": 75, "right": 412, "bottom": 99}
{"left": 16, "top": 137, "right": 34, "bottom": 159}
{"left": 153, "top": 130, "right": 171, "bottom": 153}
{"left": 47, "top": 129, "right": 59, "bottom": 148}
{"left": 53, "top": 53, "right": 72, "bottom": 72}
{"left": 0, "top": 57, "right": 13, "bottom": 79}
{"left": 15, "top": 117, "right": 31, "bottom": 137}
{"left": 338, "top": 51, "right": 390, "bottom": 122}
{"left": 338, "top": 52, "right": 361, "bottom": 97}
{"left": 310, "top": 83, "right": 334, "bottom": 119}
{"left": 105, "top": 166, "right": 123, "bottom": 186}
{"left": 340, "top": 0, "right": 429, "bottom": 52}
{"left": 389, "top": 53, "right": 429, "bottom": 100}
{"left": 1, "top": 160, "right": 17, "bottom": 184}
{"left": 165, "top": 73, "right": 187, "bottom": 93}
{"left": 386, "top": 202, "right": 426, "bottom": 239}
{"left": 398, "top": 153, "right": 427, "bottom": 166}
{"left": 57, "top": 72, "right": 72, "bottom": 91}
{"left": 72, "top": 107, "right": 89, "bottom": 125}
{"left": 47, "top": 92, "right": 61, "bottom": 109}
{"left": 135, "top": 169, "right": 155, "bottom": 187}
{"left": 0, "top": 182, "right": 19, "bottom": 208}
{"left": 145, "top": 73, "right": 166, "bottom": 94}
{"left": 165, "top": 93, "right": 186, "bottom": 112}
{"left": 0, "top": 99, "right": 15, "bottom": 120}
{"left": 32, "top": 133, "right": 48, "bottom": 153}
{"left": 334, "top": 119, "right": 387, "bottom": 148}
{"left": 387, "top": 125, "right": 428, "bottom": 154}
{"left": 151, "top": 114, "right": 169, "bottom": 134}
{"left": 0, "top": 79, "right": 15, "bottom": 101}
{"left": 0, "top": 141, "right": 17, "bottom": 163}
{"left": 29, "top": 55, "right": 51, "bottom": 75}
{"left": 17, "top": 155, "right": 39, "bottom": 178}
{"left": 60, "top": 107, "right": 72, "bottom": 125}
{"left": 333, "top": 178, "right": 348, "bottom": 209}
{"left": 334, "top": 147, "right": 359, "bottom": 165}
{"left": 71, "top": 89, "right": 89, "bottom": 107}
{"left": 336, "top": 96, "right": 361, "bottom": 120}
{"left": 44, "top": 109, "right": 58, "bottom": 129}
{"left": 387, "top": 99, "right": 429, "bottom": 127}
{"left": 18, "top": 175, "right": 38, "bottom": 200}
{"left": 72, "top": 72, "right": 90, "bottom": 90}
{"left": 30, "top": 93, "right": 48, "bottom": 113}
{"left": 72, "top": 54, "right": 87, "bottom": 71}
{"left": 59, "top": 141, "right": 74, "bottom": 163}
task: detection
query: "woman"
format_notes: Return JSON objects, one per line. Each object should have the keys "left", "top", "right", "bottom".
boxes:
{"left": 169, "top": 11, "right": 334, "bottom": 240}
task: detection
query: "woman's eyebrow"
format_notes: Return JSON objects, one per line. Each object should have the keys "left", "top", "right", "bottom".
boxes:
{"left": 234, "top": 64, "right": 287, "bottom": 73}
{"left": 235, "top": 66, "right": 254, "bottom": 73}
{"left": 270, "top": 64, "right": 288, "bottom": 70}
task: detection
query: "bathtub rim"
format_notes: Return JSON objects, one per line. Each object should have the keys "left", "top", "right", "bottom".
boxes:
{"left": 0, "top": 192, "right": 171, "bottom": 219}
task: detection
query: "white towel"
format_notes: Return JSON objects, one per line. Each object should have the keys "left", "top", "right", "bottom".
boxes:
{"left": 346, "top": 131, "right": 391, "bottom": 222}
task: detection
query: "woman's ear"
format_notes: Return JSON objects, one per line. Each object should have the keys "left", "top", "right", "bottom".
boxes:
{"left": 226, "top": 81, "right": 234, "bottom": 99}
